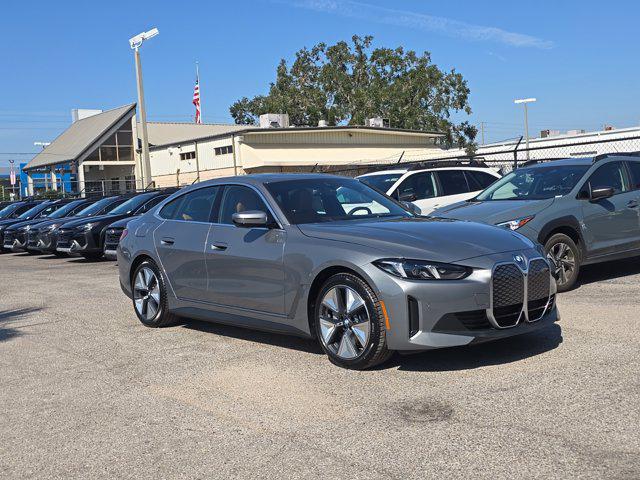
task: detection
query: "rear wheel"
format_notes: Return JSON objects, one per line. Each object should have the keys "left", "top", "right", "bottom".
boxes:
{"left": 81, "top": 251, "right": 103, "bottom": 260}
{"left": 131, "top": 259, "right": 177, "bottom": 327}
{"left": 545, "top": 233, "right": 581, "bottom": 292}
{"left": 314, "top": 273, "right": 392, "bottom": 370}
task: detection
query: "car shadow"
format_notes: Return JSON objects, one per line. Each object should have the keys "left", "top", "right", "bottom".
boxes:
{"left": 574, "top": 255, "right": 640, "bottom": 288}
{"left": 66, "top": 257, "right": 105, "bottom": 264}
{"left": 0, "top": 307, "right": 43, "bottom": 343}
{"left": 382, "top": 324, "right": 563, "bottom": 372}
{"left": 179, "top": 319, "right": 323, "bottom": 355}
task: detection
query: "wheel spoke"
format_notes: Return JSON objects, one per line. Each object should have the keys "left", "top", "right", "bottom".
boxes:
{"left": 134, "top": 273, "right": 146, "bottom": 294}
{"left": 351, "top": 321, "right": 370, "bottom": 348}
{"left": 321, "top": 288, "right": 340, "bottom": 314}
{"left": 149, "top": 286, "right": 160, "bottom": 305}
{"left": 557, "top": 243, "right": 569, "bottom": 259}
{"left": 336, "top": 330, "right": 358, "bottom": 359}
{"left": 134, "top": 298, "right": 145, "bottom": 314}
{"left": 146, "top": 298, "right": 158, "bottom": 319}
{"left": 319, "top": 317, "right": 339, "bottom": 345}
{"left": 142, "top": 268, "right": 153, "bottom": 288}
{"left": 345, "top": 288, "right": 365, "bottom": 314}
{"left": 336, "top": 287, "right": 347, "bottom": 313}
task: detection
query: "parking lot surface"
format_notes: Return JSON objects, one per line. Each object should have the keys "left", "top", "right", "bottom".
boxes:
{"left": 1, "top": 252, "right": 639, "bottom": 479}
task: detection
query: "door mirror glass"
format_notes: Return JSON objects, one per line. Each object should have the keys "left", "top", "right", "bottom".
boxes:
{"left": 590, "top": 186, "right": 614, "bottom": 201}
{"left": 232, "top": 210, "right": 269, "bottom": 228}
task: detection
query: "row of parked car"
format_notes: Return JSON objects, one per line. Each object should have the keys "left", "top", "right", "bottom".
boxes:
{"left": 0, "top": 189, "right": 177, "bottom": 260}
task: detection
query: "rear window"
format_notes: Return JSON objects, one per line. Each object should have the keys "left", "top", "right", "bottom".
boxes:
{"left": 437, "top": 170, "right": 470, "bottom": 195}
{"left": 358, "top": 173, "right": 403, "bottom": 193}
{"left": 466, "top": 170, "right": 498, "bottom": 190}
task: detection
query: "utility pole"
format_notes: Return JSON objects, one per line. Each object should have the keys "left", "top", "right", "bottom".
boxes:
{"left": 514, "top": 98, "right": 536, "bottom": 161}
{"left": 480, "top": 122, "right": 485, "bottom": 145}
{"left": 129, "top": 28, "right": 159, "bottom": 190}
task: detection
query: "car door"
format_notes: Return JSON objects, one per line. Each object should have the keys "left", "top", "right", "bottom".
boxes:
{"left": 153, "top": 186, "right": 219, "bottom": 302}
{"left": 392, "top": 171, "right": 439, "bottom": 213}
{"left": 433, "top": 170, "right": 474, "bottom": 210}
{"left": 579, "top": 161, "right": 638, "bottom": 256}
{"left": 623, "top": 160, "right": 640, "bottom": 249}
{"left": 205, "top": 184, "right": 286, "bottom": 316}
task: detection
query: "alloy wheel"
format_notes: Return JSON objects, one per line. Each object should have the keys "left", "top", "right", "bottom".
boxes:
{"left": 548, "top": 242, "right": 576, "bottom": 287}
{"left": 133, "top": 267, "right": 161, "bottom": 320}
{"left": 318, "top": 285, "right": 371, "bottom": 360}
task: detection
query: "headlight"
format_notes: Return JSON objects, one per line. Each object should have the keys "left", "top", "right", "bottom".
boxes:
{"left": 19, "top": 225, "right": 31, "bottom": 232}
{"left": 44, "top": 223, "right": 60, "bottom": 232}
{"left": 77, "top": 223, "right": 94, "bottom": 231}
{"left": 496, "top": 215, "right": 535, "bottom": 231}
{"left": 373, "top": 258, "right": 472, "bottom": 280}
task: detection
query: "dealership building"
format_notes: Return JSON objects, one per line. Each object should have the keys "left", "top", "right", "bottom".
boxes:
{"left": 21, "top": 104, "right": 445, "bottom": 195}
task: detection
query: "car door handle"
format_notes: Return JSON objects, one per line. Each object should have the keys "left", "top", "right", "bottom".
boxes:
{"left": 210, "top": 242, "right": 228, "bottom": 251}
{"left": 160, "top": 237, "right": 175, "bottom": 246}
{"left": 627, "top": 200, "right": 639, "bottom": 208}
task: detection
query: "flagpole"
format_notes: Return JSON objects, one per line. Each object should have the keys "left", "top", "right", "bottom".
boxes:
{"left": 196, "top": 61, "right": 202, "bottom": 122}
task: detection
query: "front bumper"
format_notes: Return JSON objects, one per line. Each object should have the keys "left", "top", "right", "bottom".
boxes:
{"left": 2, "top": 231, "right": 28, "bottom": 252}
{"left": 103, "top": 227, "right": 124, "bottom": 260}
{"left": 56, "top": 228, "right": 100, "bottom": 255}
{"left": 363, "top": 249, "right": 559, "bottom": 351}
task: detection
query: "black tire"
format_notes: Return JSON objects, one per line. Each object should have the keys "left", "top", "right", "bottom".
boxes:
{"left": 53, "top": 251, "right": 68, "bottom": 258}
{"left": 81, "top": 251, "right": 103, "bottom": 261}
{"left": 131, "top": 259, "right": 178, "bottom": 328}
{"left": 545, "top": 233, "right": 581, "bottom": 292}
{"left": 314, "top": 273, "right": 393, "bottom": 370}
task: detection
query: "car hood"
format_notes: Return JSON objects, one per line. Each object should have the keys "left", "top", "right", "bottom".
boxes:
{"left": 4, "top": 218, "right": 48, "bottom": 231}
{"left": 106, "top": 215, "right": 136, "bottom": 229}
{"left": 297, "top": 217, "right": 534, "bottom": 263}
{"left": 432, "top": 198, "right": 556, "bottom": 225}
{"left": 0, "top": 218, "right": 27, "bottom": 230}
{"left": 62, "top": 213, "right": 121, "bottom": 229}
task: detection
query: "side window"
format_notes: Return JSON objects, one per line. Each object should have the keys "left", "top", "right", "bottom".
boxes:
{"left": 139, "top": 195, "right": 168, "bottom": 213}
{"left": 437, "top": 170, "right": 470, "bottom": 196}
{"left": 394, "top": 172, "right": 437, "bottom": 201}
{"left": 466, "top": 171, "right": 498, "bottom": 190}
{"left": 627, "top": 161, "right": 640, "bottom": 190}
{"left": 218, "top": 185, "right": 271, "bottom": 225}
{"left": 586, "top": 162, "right": 629, "bottom": 194}
{"left": 159, "top": 187, "right": 218, "bottom": 221}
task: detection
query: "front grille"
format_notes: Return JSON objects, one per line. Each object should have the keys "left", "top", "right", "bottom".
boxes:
{"left": 27, "top": 230, "right": 39, "bottom": 248}
{"left": 104, "top": 228, "right": 123, "bottom": 251}
{"left": 3, "top": 231, "right": 15, "bottom": 247}
{"left": 492, "top": 264, "right": 525, "bottom": 327}
{"left": 56, "top": 230, "right": 73, "bottom": 249}
{"left": 527, "top": 259, "right": 551, "bottom": 321}
{"left": 433, "top": 310, "right": 492, "bottom": 333}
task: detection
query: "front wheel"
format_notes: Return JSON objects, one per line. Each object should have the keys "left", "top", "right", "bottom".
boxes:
{"left": 314, "top": 273, "right": 392, "bottom": 370}
{"left": 545, "top": 233, "right": 581, "bottom": 292}
{"left": 131, "top": 259, "right": 177, "bottom": 327}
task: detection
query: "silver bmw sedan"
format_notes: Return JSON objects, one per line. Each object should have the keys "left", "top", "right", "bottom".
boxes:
{"left": 117, "top": 174, "right": 558, "bottom": 369}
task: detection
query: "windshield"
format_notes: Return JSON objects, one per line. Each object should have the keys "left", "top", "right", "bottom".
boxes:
{"left": 109, "top": 193, "right": 155, "bottom": 215}
{"left": 265, "top": 178, "right": 412, "bottom": 224}
{"left": 358, "top": 173, "right": 403, "bottom": 193}
{"left": 74, "top": 197, "right": 118, "bottom": 217}
{"left": 47, "top": 200, "right": 84, "bottom": 219}
{"left": 476, "top": 165, "right": 590, "bottom": 201}
{"left": 0, "top": 203, "right": 22, "bottom": 218}
{"left": 18, "top": 203, "right": 47, "bottom": 219}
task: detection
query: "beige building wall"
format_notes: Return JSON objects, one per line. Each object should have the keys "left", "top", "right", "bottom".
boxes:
{"left": 147, "top": 128, "right": 443, "bottom": 187}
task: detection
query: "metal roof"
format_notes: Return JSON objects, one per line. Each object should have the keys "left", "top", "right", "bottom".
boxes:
{"left": 23, "top": 104, "right": 136, "bottom": 171}
{"left": 145, "top": 122, "right": 247, "bottom": 147}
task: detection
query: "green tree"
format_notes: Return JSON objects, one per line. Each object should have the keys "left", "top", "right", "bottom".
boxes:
{"left": 230, "top": 35, "right": 477, "bottom": 149}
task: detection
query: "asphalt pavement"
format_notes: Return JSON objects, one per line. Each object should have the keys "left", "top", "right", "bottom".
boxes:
{"left": 0, "top": 252, "right": 639, "bottom": 479}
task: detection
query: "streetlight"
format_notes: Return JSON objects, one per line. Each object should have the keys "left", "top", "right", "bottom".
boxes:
{"left": 514, "top": 97, "right": 536, "bottom": 160}
{"left": 129, "top": 27, "right": 159, "bottom": 190}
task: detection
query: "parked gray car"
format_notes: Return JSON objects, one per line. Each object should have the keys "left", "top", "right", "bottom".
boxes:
{"left": 433, "top": 155, "right": 640, "bottom": 291}
{"left": 117, "top": 174, "right": 558, "bottom": 369}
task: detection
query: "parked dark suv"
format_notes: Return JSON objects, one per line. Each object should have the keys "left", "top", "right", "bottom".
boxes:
{"left": 0, "top": 200, "right": 48, "bottom": 252}
{"left": 57, "top": 190, "right": 176, "bottom": 260}
{"left": 433, "top": 154, "right": 640, "bottom": 291}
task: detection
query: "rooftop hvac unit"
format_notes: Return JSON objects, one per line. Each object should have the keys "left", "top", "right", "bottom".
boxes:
{"left": 365, "top": 117, "right": 390, "bottom": 128}
{"left": 259, "top": 113, "right": 290, "bottom": 129}
{"left": 540, "top": 129, "right": 561, "bottom": 138}
{"left": 567, "top": 129, "right": 586, "bottom": 136}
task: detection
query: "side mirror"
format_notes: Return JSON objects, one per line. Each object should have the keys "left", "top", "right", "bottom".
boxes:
{"left": 232, "top": 210, "right": 269, "bottom": 228}
{"left": 401, "top": 201, "right": 422, "bottom": 215}
{"left": 590, "top": 186, "right": 614, "bottom": 202}
{"left": 398, "top": 192, "right": 417, "bottom": 202}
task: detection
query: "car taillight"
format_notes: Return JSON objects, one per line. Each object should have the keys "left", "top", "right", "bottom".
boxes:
{"left": 120, "top": 228, "right": 128, "bottom": 241}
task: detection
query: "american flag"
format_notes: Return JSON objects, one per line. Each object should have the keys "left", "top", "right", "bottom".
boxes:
{"left": 193, "top": 74, "right": 201, "bottom": 124}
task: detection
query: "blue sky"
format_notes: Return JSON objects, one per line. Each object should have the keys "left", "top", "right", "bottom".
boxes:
{"left": 1, "top": 0, "right": 639, "bottom": 167}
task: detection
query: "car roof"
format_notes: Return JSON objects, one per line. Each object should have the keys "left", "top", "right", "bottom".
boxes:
{"left": 358, "top": 169, "right": 409, "bottom": 177}
{"left": 197, "top": 173, "right": 354, "bottom": 187}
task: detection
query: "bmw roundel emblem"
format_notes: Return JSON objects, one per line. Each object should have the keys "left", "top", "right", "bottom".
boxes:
{"left": 513, "top": 254, "right": 526, "bottom": 269}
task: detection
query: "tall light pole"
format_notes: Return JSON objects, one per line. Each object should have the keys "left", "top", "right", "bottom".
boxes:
{"left": 514, "top": 98, "right": 536, "bottom": 160}
{"left": 129, "top": 27, "right": 159, "bottom": 190}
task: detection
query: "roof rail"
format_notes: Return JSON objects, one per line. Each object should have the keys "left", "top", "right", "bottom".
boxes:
{"left": 408, "top": 158, "right": 489, "bottom": 171}
{"left": 593, "top": 152, "right": 640, "bottom": 163}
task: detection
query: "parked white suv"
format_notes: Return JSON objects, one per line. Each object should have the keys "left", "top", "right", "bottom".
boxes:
{"left": 357, "top": 163, "right": 501, "bottom": 214}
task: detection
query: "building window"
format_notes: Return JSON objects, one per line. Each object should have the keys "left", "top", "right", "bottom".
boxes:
{"left": 214, "top": 145, "right": 233, "bottom": 156}
{"left": 180, "top": 151, "right": 196, "bottom": 160}
{"left": 125, "top": 175, "right": 136, "bottom": 191}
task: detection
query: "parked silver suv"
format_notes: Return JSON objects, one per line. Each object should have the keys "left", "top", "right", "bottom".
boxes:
{"left": 434, "top": 155, "right": 640, "bottom": 291}
{"left": 118, "top": 174, "right": 558, "bottom": 369}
